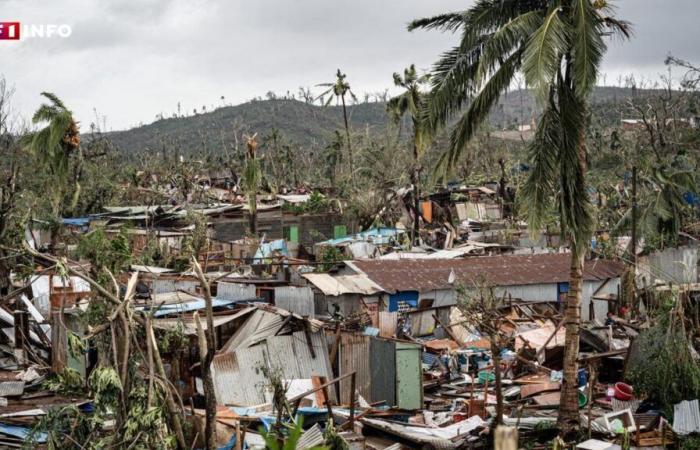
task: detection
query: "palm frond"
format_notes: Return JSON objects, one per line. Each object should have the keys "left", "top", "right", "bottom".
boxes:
{"left": 39, "top": 92, "right": 67, "bottom": 110}
{"left": 441, "top": 49, "right": 522, "bottom": 170}
{"left": 520, "top": 99, "right": 561, "bottom": 236}
{"left": 522, "top": 6, "right": 569, "bottom": 101}
{"left": 556, "top": 80, "right": 594, "bottom": 255}
{"left": 32, "top": 104, "right": 61, "bottom": 124}
{"left": 408, "top": 12, "right": 466, "bottom": 32}
{"left": 602, "top": 17, "right": 632, "bottom": 41}
{"left": 476, "top": 11, "right": 543, "bottom": 84}
{"left": 423, "top": 38, "right": 486, "bottom": 134}
{"left": 571, "top": 0, "right": 606, "bottom": 98}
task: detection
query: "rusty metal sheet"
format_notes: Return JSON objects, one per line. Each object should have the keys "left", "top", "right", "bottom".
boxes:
{"left": 378, "top": 312, "right": 397, "bottom": 338}
{"left": 532, "top": 391, "right": 561, "bottom": 406}
{"left": 520, "top": 382, "right": 561, "bottom": 398}
{"left": 338, "top": 333, "right": 371, "bottom": 405}
{"left": 351, "top": 254, "right": 625, "bottom": 293}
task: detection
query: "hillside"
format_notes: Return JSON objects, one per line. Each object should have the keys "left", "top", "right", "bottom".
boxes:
{"left": 106, "top": 87, "right": 644, "bottom": 154}
{"left": 107, "top": 99, "right": 391, "bottom": 154}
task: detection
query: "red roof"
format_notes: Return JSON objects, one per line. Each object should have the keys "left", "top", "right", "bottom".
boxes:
{"left": 350, "top": 253, "right": 625, "bottom": 293}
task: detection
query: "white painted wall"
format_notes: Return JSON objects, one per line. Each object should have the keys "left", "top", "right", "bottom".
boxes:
{"left": 403, "top": 279, "right": 621, "bottom": 321}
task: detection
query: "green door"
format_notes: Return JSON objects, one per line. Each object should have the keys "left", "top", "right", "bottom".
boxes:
{"left": 284, "top": 225, "right": 299, "bottom": 243}
{"left": 333, "top": 225, "right": 347, "bottom": 239}
{"left": 395, "top": 342, "right": 422, "bottom": 410}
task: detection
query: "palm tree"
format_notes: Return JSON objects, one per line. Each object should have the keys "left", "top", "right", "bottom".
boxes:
{"left": 616, "top": 166, "right": 696, "bottom": 249}
{"left": 243, "top": 134, "right": 261, "bottom": 235}
{"left": 25, "top": 92, "right": 81, "bottom": 216}
{"left": 410, "top": 0, "right": 630, "bottom": 429}
{"left": 318, "top": 69, "right": 357, "bottom": 179}
{"left": 388, "top": 64, "right": 430, "bottom": 247}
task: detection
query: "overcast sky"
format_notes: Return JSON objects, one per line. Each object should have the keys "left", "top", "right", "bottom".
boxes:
{"left": 2, "top": 0, "right": 698, "bottom": 131}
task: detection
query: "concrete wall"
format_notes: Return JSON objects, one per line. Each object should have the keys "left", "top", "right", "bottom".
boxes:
{"left": 637, "top": 246, "right": 698, "bottom": 286}
{"left": 211, "top": 211, "right": 350, "bottom": 248}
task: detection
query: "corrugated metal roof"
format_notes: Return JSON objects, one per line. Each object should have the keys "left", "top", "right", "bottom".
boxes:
{"left": 153, "top": 307, "right": 255, "bottom": 335}
{"left": 302, "top": 273, "right": 383, "bottom": 296}
{"left": 296, "top": 424, "right": 324, "bottom": 450}
{"left": 350, "top": 253, "right": 625, "bottom": 293}
{"left": 0, "top": 381, "right": 25, "bottom": 397}
{"left": 221, "top": 309, "right": 287, "bottom": 352}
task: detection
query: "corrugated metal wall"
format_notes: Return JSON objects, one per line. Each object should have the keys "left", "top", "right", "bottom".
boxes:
{"left": 338, "top": 333, "right": 372, "bottom": 405}
{"left": 216, "top": 282, "right": 256, "bottom": 301}
{"left": 266, "top": 331, "right": 334, "bottom": 398}
{"left": 274, "top": 286, "right": 315, "bottom": 317}
{"left": 213, "top": 330, "right": 334, "bottom": 406}
{"left": 211, "top": 345, "right": 270, "bottom": 406}
{"left": 152, "top": 279, "right": 198, "bottom": 295}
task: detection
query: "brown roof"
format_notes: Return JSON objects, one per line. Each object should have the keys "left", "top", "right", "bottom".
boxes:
{"left": 350, "top": 253, "right": 625, "bottom": 293}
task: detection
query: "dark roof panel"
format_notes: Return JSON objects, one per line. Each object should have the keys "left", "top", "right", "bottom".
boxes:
{"left": 351, "top": 253, "right": 625, "bottom": 293}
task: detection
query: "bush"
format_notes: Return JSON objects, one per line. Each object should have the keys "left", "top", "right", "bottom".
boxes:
{"left": 626, "top": 323, "right": 700, "bottom": 416}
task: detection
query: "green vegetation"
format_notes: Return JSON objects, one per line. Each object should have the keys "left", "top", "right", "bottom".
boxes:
{"left": 626, "top": 296, "right": 700, "bottom": 415}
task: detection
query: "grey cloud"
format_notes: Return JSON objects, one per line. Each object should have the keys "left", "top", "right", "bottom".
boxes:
{"left": 2, "top": 0, "right": 699, "bottom": 130}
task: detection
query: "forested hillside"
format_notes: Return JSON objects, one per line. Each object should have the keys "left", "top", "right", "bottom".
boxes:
{"left": 107, "top": 86, "right": 646, "bottom": 154}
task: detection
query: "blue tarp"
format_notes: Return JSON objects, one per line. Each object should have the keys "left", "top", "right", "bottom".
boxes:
{"left": 318, "top": 227, "right": 405, "bottom": 247}
{"left": 684, "top": 191, "right": 700, "bottom": 206}
{"left": 0, "top": 423, "right": 47, "bottom": 443}
{"left": 253, "top": 239, "right": 289, "bottom": 263}
{"left": 142, "top": 297, "right": 238, "bottom": 317}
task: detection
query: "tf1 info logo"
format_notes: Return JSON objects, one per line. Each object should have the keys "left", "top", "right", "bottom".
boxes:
{"left": 0, "top": 22, "right": 73, "bottom": 40}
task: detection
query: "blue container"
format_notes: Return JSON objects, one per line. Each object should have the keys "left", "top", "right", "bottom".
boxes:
{"left": 578, "top": 368, "right": 588, "bottom": 387}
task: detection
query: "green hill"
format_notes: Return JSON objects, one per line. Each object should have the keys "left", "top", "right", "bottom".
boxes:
{"left": 106, "top": 87, "right": 646, "bottom": 154}
{"left": 106, "top": 99, "right": 391, "bottom": 154}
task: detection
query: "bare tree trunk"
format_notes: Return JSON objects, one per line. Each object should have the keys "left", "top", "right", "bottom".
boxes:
{"left": 192, "top": 259, "right": 217, "bottom": 450}
{"left": 411, "top": 161, "right": 420, "bottom": 247}
{"left": 248, "top": 192, "right": 257, "bottom": 236}
{"left": 490, "top": 338, "right": 504, "bottom": 425}
{"left": 147, "top": 321, "right": 187, "bottom": 449}
{"left": 341, "top": 95, "right": 354, "bottom": 183}
{"left": 558, "top": 251, "right": 584, "bottom": 428}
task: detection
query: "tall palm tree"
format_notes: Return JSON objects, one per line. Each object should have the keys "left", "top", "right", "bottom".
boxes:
{"left": 25, "top": 92, "right": 81, "bottom": 216}
{"left": 410, "top": 0, "right": 630, "bottom": 428}
{"left": 318, "top": 70, "right": 357, "bottom": 179}
{"left": 388, "top": 64, "right": 430, "bottom": 247}
{"left": 243, "top": 134, "right": 261, "bottom": 235}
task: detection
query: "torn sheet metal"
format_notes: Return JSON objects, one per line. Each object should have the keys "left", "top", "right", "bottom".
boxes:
{"left": 0, "top": 381, "right": 25, "bottom": 397}
{"left": 0, "top": 424, "right": 47, "bottom": 443}
{"left": 302, "top": 273, "right": 383, "bottom": 296}
{"left": 295, "top": 423, "right": 324, "bottom": 450}
{"left": 673, "top": 399, "right": 700, "bottom": 435}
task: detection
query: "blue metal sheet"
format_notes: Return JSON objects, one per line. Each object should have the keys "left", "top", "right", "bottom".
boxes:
{"left": 145, "top": 298, "right": 239, "bottom": 317}
{"left": 0, "top": 424, "right": 47, "bottom": 443}
{"left": 388, "top": 291, "right": 418, "bottom": 312}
